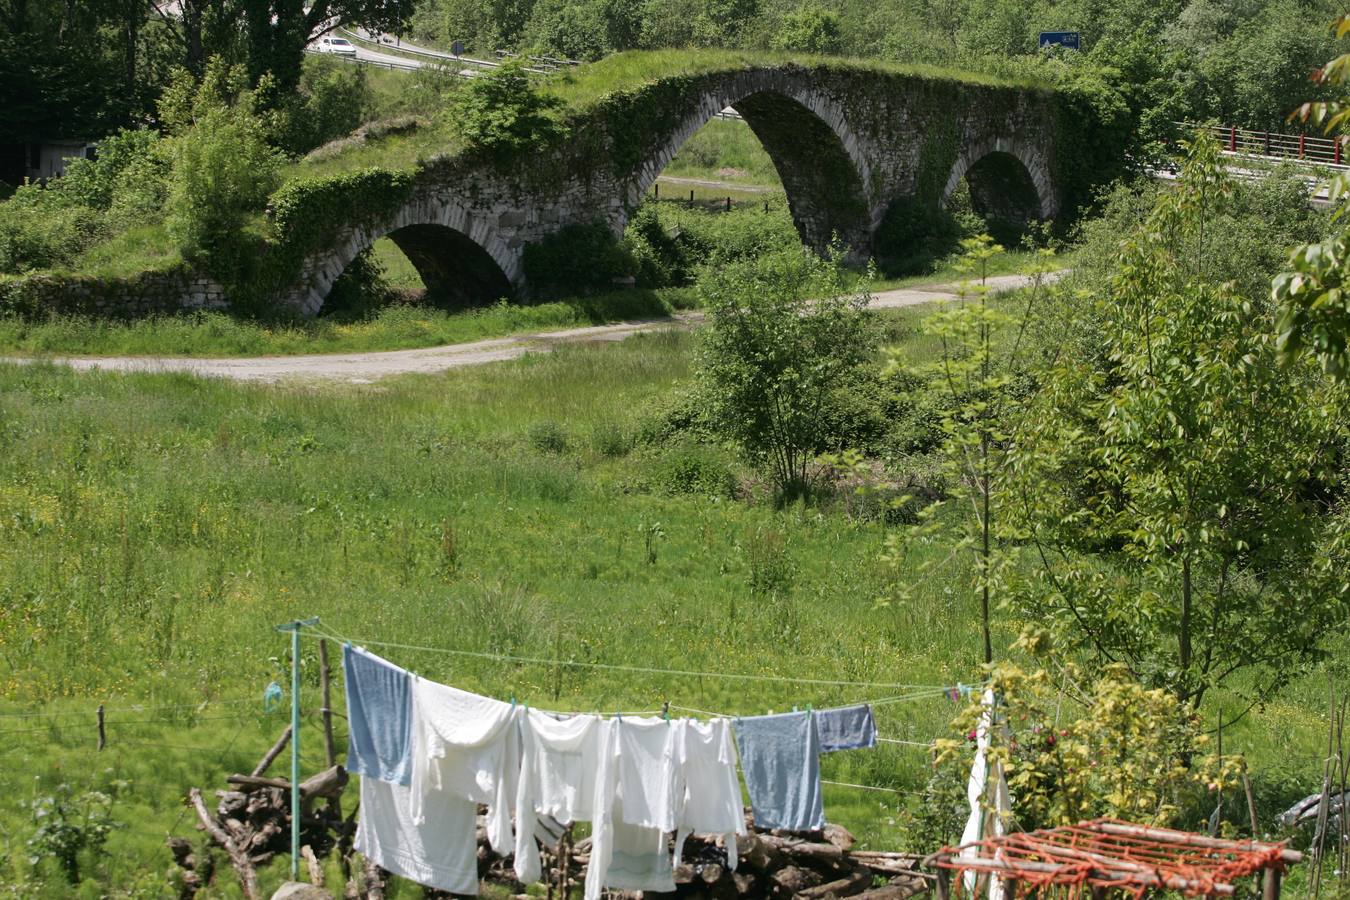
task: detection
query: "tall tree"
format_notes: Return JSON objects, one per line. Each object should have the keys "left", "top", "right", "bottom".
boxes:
{"left": 1008, "top": 137, "right": 1348, "bottom": 711}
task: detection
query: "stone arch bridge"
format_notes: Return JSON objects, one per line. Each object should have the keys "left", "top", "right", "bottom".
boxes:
{"left": 279, "top": 62, "right": 1120, "bottom": 315}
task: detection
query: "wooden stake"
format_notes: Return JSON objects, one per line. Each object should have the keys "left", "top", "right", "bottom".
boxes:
{"left": 1262, "top": 867, "right": 1282, "bottom": 900}
{"left": 319, "top": 639, "right": 336, "bottom": 768}
{"left": 1242, "top": 761, "right": 1259, "bottom": 836}
{"left": 96, "top": 704, "right": 105, "bottom": 751}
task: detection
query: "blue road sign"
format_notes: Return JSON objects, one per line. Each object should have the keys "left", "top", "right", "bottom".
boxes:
{"left": 452, "top": 39, "right": 465, "bottom": 56}
{"left": 1039, "top": 31, "right": 1080, "bottom": 50}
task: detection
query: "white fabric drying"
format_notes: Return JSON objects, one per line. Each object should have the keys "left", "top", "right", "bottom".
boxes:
{"left": 617, "top": 716, "right": 681, "bottom": 831}
{"left": 513, "top": 711, "right": 682, "bottom": 897}
{"left": 354, "top": 777, "right": 480, "bottom": 895}
{"left": 513, "top": 710, "right": 610, "bottom": 882}
{"left": 673, "top": 718, "right": 746, "bottom": 866}
{"left": 409, "top": 677, "right": 522, "bottom": 857}
{"left": 959, "top": 687, "right": 1012, "bottom": 900}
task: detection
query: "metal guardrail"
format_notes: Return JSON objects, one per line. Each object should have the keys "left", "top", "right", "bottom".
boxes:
{"left": 339, "top": 27, "right": 501, "bottom": 70}
{"left": 1183, "top": 122, "right": 1350, "bottom": 170}
{"left": 304, "top": 47, "right": 424, "bottom": 73}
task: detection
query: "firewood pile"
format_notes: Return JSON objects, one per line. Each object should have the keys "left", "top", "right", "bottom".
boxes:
{"left": 509, "top": 816, "right": 932, "bottom": 900}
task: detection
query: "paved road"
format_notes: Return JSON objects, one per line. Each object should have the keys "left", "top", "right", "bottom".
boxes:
{"left": 1, "top": 273, "right": 1057, "bottom": 385}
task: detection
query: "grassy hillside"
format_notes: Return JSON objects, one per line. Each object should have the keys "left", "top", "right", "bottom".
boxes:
{"left": 0, "top": 304, "right": 1335, "bottom": 895}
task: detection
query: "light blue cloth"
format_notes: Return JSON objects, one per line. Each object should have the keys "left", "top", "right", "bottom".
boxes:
{"left": 733, "top": 711, "right": 824, "bottom": 831}
{"left": 343, "top": 645, "right": 413, "bottom": 786}
{"left": 815, "top": 704, "right": 877, "bottom": 753}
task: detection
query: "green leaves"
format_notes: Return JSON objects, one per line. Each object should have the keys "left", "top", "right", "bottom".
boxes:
{"left": 1007, "top": 134, "right": 1347, "bottom": 708}
{"left": 455, "top": 59, "right": 569, "bottom": 155}
{"left": 694, "top": 247, "right": 878, "bottom": 499}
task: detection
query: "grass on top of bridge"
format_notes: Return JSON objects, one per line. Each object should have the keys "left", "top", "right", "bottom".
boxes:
{"left": 541, "top": 48, "right": 1054, "bottom": 109}
{"left": 293, "top": 48, "right": 1054, "bottom": 182}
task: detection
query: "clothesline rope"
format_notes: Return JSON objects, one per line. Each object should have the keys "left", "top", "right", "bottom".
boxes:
{"left": 301, "top": 626, "right": 965, "bottom": 691}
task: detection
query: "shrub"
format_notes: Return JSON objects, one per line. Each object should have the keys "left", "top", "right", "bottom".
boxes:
{"left": 0, "top": 190, "right": 101, "bottom": 274}
{"left": 527, "top": 420, "right": 569, "bottom": 454}
{"left": 654, "top": 444, "right": 736, "bottom": 497}
{"left": 523, "top": 222, "right": 637, "bottom": 298}
{"left": 695, "top": 247, "right": 879, "bottom": 497}
{"left": 275, "top": 59, "right": 372, "bottom": 155}
{"left": 161, "top": 62, "right": 283, "bottom": 270}
{"left": 590, "top": 422, "right": 633, "bottom": 457}
{"left": 456, "top": 58, "right": 567, "bottom": 154}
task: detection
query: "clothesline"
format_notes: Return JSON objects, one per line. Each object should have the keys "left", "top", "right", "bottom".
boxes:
{"left": 301, "top": 625, "right": 967, "bottom": 691}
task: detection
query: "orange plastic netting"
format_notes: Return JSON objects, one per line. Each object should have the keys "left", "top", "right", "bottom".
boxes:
{"left": 927, "top": 818, "right": 1294, "bottom": 899}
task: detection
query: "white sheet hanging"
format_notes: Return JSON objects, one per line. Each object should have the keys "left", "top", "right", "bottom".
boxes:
{"left": 958, "top": 687, "right": 1012, "bottom": 899}
{"left": 408, "top": 677, "right": 522, "bottom": 858}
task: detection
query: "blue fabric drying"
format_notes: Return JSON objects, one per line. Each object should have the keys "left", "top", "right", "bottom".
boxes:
{"left": 814, "top": 704, "right": 877, "bottom": 753}
{"left": 732, "top": 710, "right": 824, "bottom": 831}
{"left": 344, "top": 644, "right": 413, "bottom": 786}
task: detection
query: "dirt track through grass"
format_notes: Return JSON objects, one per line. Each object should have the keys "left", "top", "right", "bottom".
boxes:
{"left": 0, "top": 273, "right": 1056, "bottom": 383}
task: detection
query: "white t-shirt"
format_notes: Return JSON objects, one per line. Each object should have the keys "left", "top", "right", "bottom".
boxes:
{"left": 617, "top": 716, "right": 680, "bottom": 831}
{"left": 409, "top": 678, "right": 522, "bottom": 859}
{"left": 674, "top": 718, "right": 746, "bottom": 866}
{"left": 513, "top": 711, "right": 613, "bottom": 886}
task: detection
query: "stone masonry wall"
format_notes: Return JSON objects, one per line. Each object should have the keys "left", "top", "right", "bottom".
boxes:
{"left": 0, "top": 267, "right": 229, "bottom": 319}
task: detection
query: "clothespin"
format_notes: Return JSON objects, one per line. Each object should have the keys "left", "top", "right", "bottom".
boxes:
{"left": 662, "top": 701, "right": 670, "bottom": 721}
{"left": 510, "top": 696, "right": 516, "bottom": 708}
{"left": 806, "top": 704, "right": 813, "bottom": 713}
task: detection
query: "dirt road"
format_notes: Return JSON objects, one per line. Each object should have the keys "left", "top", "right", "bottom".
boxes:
{"left": 1, "top": 273, "right": 1057, "bottom": 384}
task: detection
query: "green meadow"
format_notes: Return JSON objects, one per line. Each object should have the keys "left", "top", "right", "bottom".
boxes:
{"left": 0, "top": 302, "right": 1336, "bottom": 896}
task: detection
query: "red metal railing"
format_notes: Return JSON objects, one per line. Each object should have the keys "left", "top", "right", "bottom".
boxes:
{"left": 1182, "top": 122, "right": 1348, "bottom": 169}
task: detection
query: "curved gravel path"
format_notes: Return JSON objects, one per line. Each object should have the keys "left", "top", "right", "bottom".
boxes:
{"left": 1, "top": 273, "right": 1057, "bottom": 384}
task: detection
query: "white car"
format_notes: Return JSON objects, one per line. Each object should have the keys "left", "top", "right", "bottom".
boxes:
{"left": 317, "top": 37, "right": 357, "bottom": 56}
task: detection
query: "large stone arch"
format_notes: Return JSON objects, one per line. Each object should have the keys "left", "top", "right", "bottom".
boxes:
{"left": 288, "top": 193, "right": 519, "bottom": 317}
{"left": 941, "top": 137, "right": 1058, "bottom": 223}
{"left": 622, "top": 71, "right": 875, "bottom": 258}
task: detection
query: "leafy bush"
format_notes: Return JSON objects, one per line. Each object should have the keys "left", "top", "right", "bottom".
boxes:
{"left": 654, "top": 443, "right": 737, "bottom": 497}
{"left": 590, "top": 422, "right": 633, "bottom": 457}
{"left": 695, "top": 246, "right": 879, "bottom": 497}
{"left": 274, "top": 59, "right": 372, "bottom": 155}
{"left": 25, "top": 785, "right": 121, "bottom": 884}
{"left": 936, "top": 661, "right": 1237, "bottom": 829}
{"left": 523, "top": 221, "right": 637, "bottom": 298}
{"left": 527, "top": 420, "right": 569, "bottom": 453}
{"left": 0, "top": 190, "right": 102, "bottom": 274}
{"left": 623, "top": 199, "right": 799, "bottom": 287}
{"left": 456, "top": 58, "right": 568, "bottom": 154}
{"left": 771, "top": 3, "right": 842, "bottom": 55}
{"left": 161, "top": 62, "right": 283, "bottom": 271}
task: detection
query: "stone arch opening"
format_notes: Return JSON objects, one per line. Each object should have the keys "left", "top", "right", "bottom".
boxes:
{"left": 630, "top": 80, "right": 874, "bottom": 260}
{"left": 942, "top": 144, "right": 1054, "bottom": 243}
{"left": 296, "top": 198, "right": 519, "bottom": 317}
{"left": 963, "top": 151, "right": 1045, "bottom": 230}
{"left": 381, "top": 223, "right": 513, "bottom": 308}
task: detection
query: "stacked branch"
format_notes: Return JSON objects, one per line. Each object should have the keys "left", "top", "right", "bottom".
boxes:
{"left": 170, "top": 725, "right": 354, "bottom": 900}
{"left": 481, "top": 815, "right": 932, "bottom": 900}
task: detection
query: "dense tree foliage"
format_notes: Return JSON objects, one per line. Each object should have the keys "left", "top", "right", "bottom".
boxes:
{"left": 410, "top": 0, "right": 1343, "bottom": 138}
{"left": 1005, "top": 138, "right": 1349, "bottom": 709}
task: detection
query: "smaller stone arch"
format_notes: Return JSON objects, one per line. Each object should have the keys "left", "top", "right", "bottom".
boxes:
{"left": 288, "top": 194, "right": 519, "bottom": 316}
{"left": 942, "top": 138, "right": 1057, "bottom": 224}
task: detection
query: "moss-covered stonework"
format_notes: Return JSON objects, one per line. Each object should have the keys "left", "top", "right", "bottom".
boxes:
{"left": 278, "top": 61, "right": 1128, "bottom": 315}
